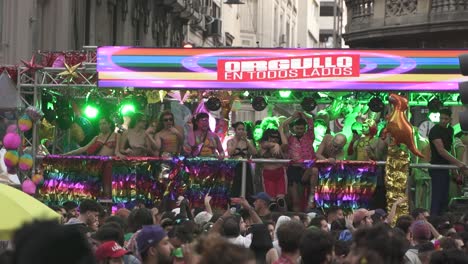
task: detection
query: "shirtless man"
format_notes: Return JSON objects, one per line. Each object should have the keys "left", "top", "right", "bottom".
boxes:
{"left": 146, "top": 111, "right": 184, "bottom": 158}
{"left": 316, "top": 133, "right": 347, "bottom": 163}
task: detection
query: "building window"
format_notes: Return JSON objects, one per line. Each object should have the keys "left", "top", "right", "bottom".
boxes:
{"left": 213, "top": 3, "right": 220, "bottom": 18}
{"left": 320, "top": 5, "right": 334, "bottom": 16}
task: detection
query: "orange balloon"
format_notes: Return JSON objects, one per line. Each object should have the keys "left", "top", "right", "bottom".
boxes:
{"left": 384, "top": 94, "right": 424, "bottom": 158}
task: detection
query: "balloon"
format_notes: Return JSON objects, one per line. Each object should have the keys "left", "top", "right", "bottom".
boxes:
{"left": 22, "top": 178, "right": 36, "bottom": 195}
{"left": 19, "top": 154, "right": 33, "bottom": 171}
{"left": 32, "top": 173, "right": 44, "bottom": 185}
{"left": 3, "top": 133, "right": 21, "bottom": 150}
{"left": 3, "top": 150, "right": 19, "bottom": 168}
{"left": 6, "top": 124, "right": 17, "bottom": 133}
{"left": 383, "top": 94, "right": 424, "bottom": 158}
{"left": 18, "top": 114, "right": 33, "bottom": 132}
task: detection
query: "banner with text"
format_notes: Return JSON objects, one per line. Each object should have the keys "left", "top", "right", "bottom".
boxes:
{"left": 97, "top": 47, "right": 468, "bottom": 91}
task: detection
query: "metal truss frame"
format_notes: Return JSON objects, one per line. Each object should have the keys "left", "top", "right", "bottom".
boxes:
{"left": 17, "top": 47, "right": 98, "bottom": 171}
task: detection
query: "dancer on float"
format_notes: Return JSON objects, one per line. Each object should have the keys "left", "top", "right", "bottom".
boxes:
{"left": 64, "top": 116, "right": 118, "bottom": 156}
{"left": 280, "top": 111, "right": 317, "bottom": 212}
{"left": 117, "top": 112, "right": 150, "bottom": 157}
{"left": 227, "top": 121, "right": 257, "bottom": 198}
{"left": 259, "top": 128, "right": 288, "bottom": 210}
{"left": 316, "top": 133, "right": 347, "bottom": 163}
{"left": 63, "top": 116, "right": 117, "bottom": 197}
{"left": 429, "top": 108, "right": 467, "bottom": 216}
{"left": 349, "top": 119, "right": 378, "bottom": 161}
{"left": 146, "top": 110, "right": 184, "bottom": 158}
{"left": 186, "top": 112, "right": 225, "bottom": 158}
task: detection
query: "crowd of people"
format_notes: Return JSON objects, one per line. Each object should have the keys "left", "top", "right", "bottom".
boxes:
{"left": 1, "top": 194, "right": 468, "bottom": 264}
{"left": 2, "top": 103, "right": 468, "bottom": 263}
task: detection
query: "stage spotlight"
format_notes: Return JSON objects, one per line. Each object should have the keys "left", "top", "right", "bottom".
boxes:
{"left": 368, "top": 97, "right": 384, "bottom": 112}
{"left": 120, "top": 103, "right": 136, "bottom": 116}
{"left": 251, "top": 96, "right": 268, "bottom": 111}
{"left": 279, "top": 90, "right": 292, "bottom": 99}
{"left": 84, "top": 104, "right": 99, "bottom": 119}
{"left": 301, "top": 97, "right": 317, "bottom": 112}
{"left": 428, "top": 97, "right": 443, "bottom": 112}
{"left": 205, "top": 97, "right": 222, "bottom": 111}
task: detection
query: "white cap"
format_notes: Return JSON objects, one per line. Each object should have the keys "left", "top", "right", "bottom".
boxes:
{"left": 194, "top": 211, "right": 213, "bottom": 225}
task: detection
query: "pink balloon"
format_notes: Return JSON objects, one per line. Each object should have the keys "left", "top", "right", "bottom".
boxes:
{"left": 52, "top": 55, "right": 65, "bottom": 68}
{"left": 6, "top": 124, "right": 17, "bottom": 133}
{"left": 22, "top": 179, "right": 36, "bottom": 195}
{"left": 3, "top": 133, "right": 21, "bottom": 150}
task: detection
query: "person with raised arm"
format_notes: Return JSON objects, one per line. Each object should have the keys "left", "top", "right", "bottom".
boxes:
{"left": 280, "top": 111, "right": 317, "bottom": 211}
{"left": 64, "top": 116, "right": 118, "bottom": 156}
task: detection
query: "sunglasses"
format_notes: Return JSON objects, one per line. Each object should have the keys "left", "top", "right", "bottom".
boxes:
{"left": 164, "top": 118, "right": 174, "bottom": 122}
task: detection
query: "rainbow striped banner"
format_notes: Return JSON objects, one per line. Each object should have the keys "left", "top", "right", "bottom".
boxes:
{"left": 97, "top": 47, "right": 468, "bottom": 91}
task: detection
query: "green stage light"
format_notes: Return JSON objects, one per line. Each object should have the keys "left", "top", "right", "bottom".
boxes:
{"left": 242, "top": 91, "right": 249, "bottom": 97}
{"left": 120, "top": 103, "right": 136, "bottom": 115}
{"left": 279, "top": 90, "right": 292, "bottom": 98}
{"left": 84, "top": 105, "right": 99, "bottom": 119}
{"left": 428, "top": 112, "right": 440, "bottom": 123}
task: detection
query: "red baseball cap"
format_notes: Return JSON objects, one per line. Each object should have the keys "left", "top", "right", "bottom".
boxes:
{"left": 95, "top": 241, "right": 129, "bottom": 261}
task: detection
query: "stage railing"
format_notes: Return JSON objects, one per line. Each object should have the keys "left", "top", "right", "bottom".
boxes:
{"left": 37, "top": 155, "right": 463, "bottom": 209}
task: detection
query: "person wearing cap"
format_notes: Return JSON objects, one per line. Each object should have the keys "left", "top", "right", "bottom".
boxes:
{"left": 280, "top": 111, "right": 317, "bottom": 212}
{"left": 371, "top": 208, "right": 388, "bottom": 224}
{"left": 352, "top": 209, "right": 374, "bottom": 229}
{"left": 404, "top": 220, "right": 432, "bottom": 264}
{"left": 252, "top": 192, "right": 273, "bottom": 222}
{"left": 95, "top": 241, "right": 129, "bottom": 264}
{"left": 259, "top": 128, "right": 288, "bottom": 209}
{"left": 136, "top": 225, "right": 174, "bottom": 264}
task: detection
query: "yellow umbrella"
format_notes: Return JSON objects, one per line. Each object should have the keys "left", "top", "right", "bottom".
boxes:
{"left": 0, "top": 183, "right": 60, "bottom": 240}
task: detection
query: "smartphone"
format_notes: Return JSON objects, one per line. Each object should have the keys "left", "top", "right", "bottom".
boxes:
{"left": 172, "top": 247, "right": 184, "bottom": 258}
{"left": 230, "top": 207, "right": 237, "bottom": 214}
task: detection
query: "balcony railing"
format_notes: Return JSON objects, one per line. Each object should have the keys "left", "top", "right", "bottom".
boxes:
{"left": 344, "top": 0, "right": 468, "bottom": 45}
{"left": 347, "top": 0, "right": 374, "bottom": 21}
{"left": 431, "top": 0, "right": 468, "bottom": 13}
